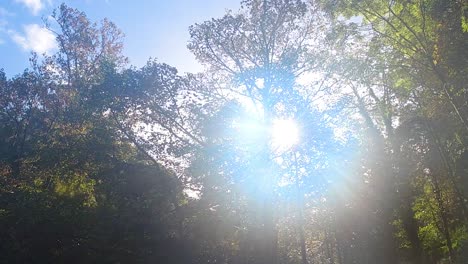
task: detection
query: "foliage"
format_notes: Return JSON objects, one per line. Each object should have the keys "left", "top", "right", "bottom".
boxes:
{"left": 0, "top": 1, "right": 466, "bottom": 263}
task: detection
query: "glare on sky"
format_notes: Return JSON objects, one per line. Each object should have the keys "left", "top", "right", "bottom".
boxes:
{"left": 271, "top": 119, "right": 299, "bottom": 151}
{"left": 233, "top": 116, "right": 300, "bottom": 153}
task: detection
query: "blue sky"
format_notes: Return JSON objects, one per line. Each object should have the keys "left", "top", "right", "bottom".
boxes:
{"left": 0, "top": 0, "right": 240, "bottom": 76}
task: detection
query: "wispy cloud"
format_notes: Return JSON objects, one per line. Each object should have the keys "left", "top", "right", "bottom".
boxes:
{"left": 10, "top": 24, "right": 57, "bottom": 54}
{"left": 15, "top": 0, "right": 44, "bottom": 15}
{"left": 0, "top": 7, "right": 14, "bottom": 28}
{"left": 0, "top": 19, "right": 8, "bottom": 30}
{"left": 0, "top": 7, "right": 15, "bottom": 17}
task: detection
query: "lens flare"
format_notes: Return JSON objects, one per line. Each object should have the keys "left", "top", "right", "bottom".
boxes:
{"left": 271, "top": 119, "right": 299, "bottom": 151}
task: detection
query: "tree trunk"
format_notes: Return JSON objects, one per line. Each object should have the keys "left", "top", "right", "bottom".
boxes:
{"left": 432, "top": 176, "right": 455, "bottom": 263}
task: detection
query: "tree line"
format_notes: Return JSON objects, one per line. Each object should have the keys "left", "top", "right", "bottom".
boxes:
{"left": 0, "top": 0, "right": 467, "bottom": 263}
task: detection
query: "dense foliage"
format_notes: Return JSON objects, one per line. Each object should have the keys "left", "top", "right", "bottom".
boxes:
{"left": 1, "top": 1, "right": 467, "bottom": 263}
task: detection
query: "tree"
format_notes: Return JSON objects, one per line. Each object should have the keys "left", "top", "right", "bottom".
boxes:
{"left": 188, "top": 1, "right": 350, "bottom": 263}
{"left": 1, "top": 1, "right": 466, "bottom": 263}
{"left": 317, "top": 0, "right": 468, "bottom": 262}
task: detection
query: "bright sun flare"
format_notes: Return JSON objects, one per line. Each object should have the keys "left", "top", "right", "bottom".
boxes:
{"left": 271, "top": 119, "right": 299, "bottom": 151}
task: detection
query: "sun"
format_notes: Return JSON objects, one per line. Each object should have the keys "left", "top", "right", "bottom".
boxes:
{"left": 271, "top": 119, "right": 299, "bottom": 151}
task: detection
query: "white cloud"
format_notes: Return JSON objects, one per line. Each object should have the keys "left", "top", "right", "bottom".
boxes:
{"left": 10, "top": 24, "right": 57, "bottom": 54}
{"left": 15, "top": 0, "right": 44, "bottom": 15}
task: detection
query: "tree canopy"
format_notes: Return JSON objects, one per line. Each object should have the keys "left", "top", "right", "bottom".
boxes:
{"left": 1, "top": 1, "right": 467, "bottom": 263}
